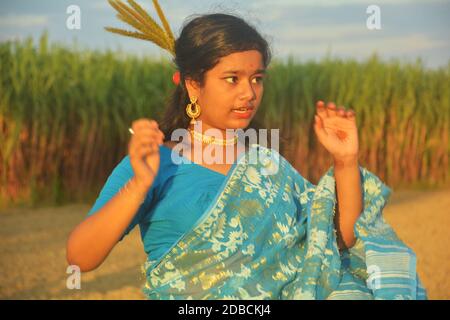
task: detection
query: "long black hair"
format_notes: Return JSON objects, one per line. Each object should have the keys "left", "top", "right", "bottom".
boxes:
{"left": 159, "top": 13, "right": 272, "bottom": 140}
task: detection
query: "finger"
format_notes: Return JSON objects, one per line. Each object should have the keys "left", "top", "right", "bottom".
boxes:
{"left": 346, "top": 109, "right": 356, "bottom": 118}
{"left": 133, "top": 126, "right": 160, "bottom": 138}
{"left": 136, "top": 132, "right": 164, "bottom": 145}
{"left": 314, "top": 115, "right": 328, "bottom": 141}
{"left": 132, "top": 119, "right": 159, "bottom": 133}
{"left": 137, "top": 129, "right": 164, "bottom": 144}
{"left": 326, "top": 102, "right": 337, "bottom": 117}
{"left": 132, "top": 127, "right": 164, "bottom": 142}
{"left": 346, "top": 109, "right": 356, "bottom": 122}
{"left": 142, "top": 138, "right": 163, "bottom": 148}
{"left": 130, "top": 136, "right": 160, "bottom": 155}
{"left": 130, "top": 143, "right": 147, "bottom": 159}
{"left": 314, "top": 114, "right": 323, "bottom": 129}
{"left": 137, "top": 147, "right": 153, "bottom": 161}
{"left": 150, "top": 141, "right": 159, "bottom": 153}
{"left": 133, "top": 118, "right": 158, "bottom": 128}
{"left": 128, "top": 137, "right": 138, "bottom": 154}
{"left": 138, "top": 144, "right": 158, "bottom": 157}
{"left": 316, "top": 100, "right": 328, "bottom": 119}
{"left": 136, "top": 128, "right": 164, "bottom": 139}
{"left": 337, "top": 106, "right": 346, "bottom": 118}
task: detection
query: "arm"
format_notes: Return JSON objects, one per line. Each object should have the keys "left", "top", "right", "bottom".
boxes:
{"left": 66, "top": 118, "right": 164, "bottom": 272}
{"left": 333, "top": 156, "right": 363, "bottom": 250}
{"left": 312, "top": 100, "right": 362, "bottom": 250}
{"left": 66, "top": 178, "right": 149, "bottom": 272}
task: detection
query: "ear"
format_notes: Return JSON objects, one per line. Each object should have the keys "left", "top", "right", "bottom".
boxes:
{"left": 185, "top": 77, "right": 201, "bottom": 100}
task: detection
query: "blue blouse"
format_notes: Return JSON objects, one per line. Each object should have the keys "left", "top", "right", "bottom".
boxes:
{"left": 86, "top": 145, "right": 234, "bottom": 261}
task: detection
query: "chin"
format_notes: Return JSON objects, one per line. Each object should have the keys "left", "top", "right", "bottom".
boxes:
{"left": 227, "top": 119, "right": 252, "bottom": 130}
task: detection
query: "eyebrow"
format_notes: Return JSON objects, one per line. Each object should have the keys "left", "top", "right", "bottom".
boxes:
{"left": 222, "top": 69, "right": 266, "bottom": 75}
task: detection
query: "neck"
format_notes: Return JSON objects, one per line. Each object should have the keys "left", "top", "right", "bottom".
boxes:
{"left": 186, "top": 122, "right": 247, "bottom": 164}
{"left": 191, "top": 121, "right": 237, "bottom": 140}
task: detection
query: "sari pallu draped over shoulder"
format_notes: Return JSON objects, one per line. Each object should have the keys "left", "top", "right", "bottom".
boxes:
{"left": 140, "top": 144, "right": 427, "bottom": 300}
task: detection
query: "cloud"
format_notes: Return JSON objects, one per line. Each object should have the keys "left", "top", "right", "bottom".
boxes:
{"left": 277, "top": 24, "right": 370, "bottom": 42}
{"left": 0, "top": 14, "right": 49, "bottom": 28}
{"left": 250, "top": 0, "right": 447, "bottom": 8}
{"left": 276, "top": 33, "right": 448, "bottom": 56}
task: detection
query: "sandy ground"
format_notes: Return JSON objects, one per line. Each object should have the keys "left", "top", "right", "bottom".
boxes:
{"left": 0, "top": 187, "right": 448, "bottom": 300}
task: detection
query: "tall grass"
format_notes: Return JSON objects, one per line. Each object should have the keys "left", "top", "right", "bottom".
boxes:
{"left": 262, "top": 55, "right": 449, "bottom": 188}
{"left": 0, "top": 34, "right": 449, "bottom": 208}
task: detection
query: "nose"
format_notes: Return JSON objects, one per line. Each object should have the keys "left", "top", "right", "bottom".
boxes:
{"left": 239, "top": 79, "right": 257, "bottom": 101}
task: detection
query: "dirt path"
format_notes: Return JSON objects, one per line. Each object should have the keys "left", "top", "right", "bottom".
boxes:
{"left": 382, "top": 188, "right": 450, "bottom": 300}
{"left": 0, "top": 204, "right": 147, "bottom": 300}
{"left": 0, "top": 188, "right": 448, "bottom": 300}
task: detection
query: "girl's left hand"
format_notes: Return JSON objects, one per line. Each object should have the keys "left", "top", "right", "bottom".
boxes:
{"left": 313, "top": 101, "right": 359, "bottom": 162}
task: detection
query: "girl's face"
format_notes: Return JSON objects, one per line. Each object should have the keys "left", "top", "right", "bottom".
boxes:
{"left": 186, "top": 50, "right": 266, "bottom": 131}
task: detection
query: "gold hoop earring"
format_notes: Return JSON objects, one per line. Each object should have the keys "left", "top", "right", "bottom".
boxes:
{"left": 186, "top": 96, "right": 201, "bottom": 125}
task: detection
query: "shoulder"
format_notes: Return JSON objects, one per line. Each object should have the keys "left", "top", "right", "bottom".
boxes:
{"left": 159, "top": 142, "right": 182, "bottom": 166}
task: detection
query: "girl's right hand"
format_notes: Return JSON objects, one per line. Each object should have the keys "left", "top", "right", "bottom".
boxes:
{"left": 128, "top": 119, "right": 165, "bottom": 191}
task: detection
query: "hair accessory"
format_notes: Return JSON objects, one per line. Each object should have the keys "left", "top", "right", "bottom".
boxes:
{"left": 105, "top": 0, "right": 175, "bottom": 57}
{"left": 172, "top": 70, "right": 180, "bottom": 85}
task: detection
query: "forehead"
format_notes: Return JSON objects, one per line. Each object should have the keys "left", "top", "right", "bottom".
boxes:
{"left": 212, "top": 50, "right": 264, "bottom": 74}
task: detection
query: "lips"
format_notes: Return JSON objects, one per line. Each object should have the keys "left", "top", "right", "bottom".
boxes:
{"left": 231, "top": 105, "right": 255, "bottom": 113}
{"left": 231, "top": 105, "right": 254, "bottom": 119}
{"left": 232, "top": 108, "right": 253, "bottom": 114}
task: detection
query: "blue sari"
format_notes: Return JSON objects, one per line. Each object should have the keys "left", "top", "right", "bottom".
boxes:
{"left": 140, "top": 144, "right": 427, "bottom": 300}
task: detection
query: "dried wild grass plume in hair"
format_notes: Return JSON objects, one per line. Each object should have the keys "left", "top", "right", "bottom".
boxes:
{"left": 104, "top": 0, "right": 175, "bottom": 57}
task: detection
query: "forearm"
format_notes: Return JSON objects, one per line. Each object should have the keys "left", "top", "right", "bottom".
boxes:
{"left": 333, "top": 157, "right": 363, "bottom": 249}
{"left": 66, "top": 178, "right": 149, "bottom": 272}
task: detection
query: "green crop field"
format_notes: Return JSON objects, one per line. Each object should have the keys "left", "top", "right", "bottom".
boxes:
{"left": 1, "top": 34, "right": 449, "bottom": 208}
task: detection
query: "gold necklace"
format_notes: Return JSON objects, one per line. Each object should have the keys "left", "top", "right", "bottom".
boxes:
{"left": 188, "top": 128, "right": 238, "bottom": 146}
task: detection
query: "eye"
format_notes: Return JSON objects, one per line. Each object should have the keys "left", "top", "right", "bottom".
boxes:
{"left": 225, "top": 76, "right": 238, "bottom": 84}
{"left": 252, "top": 76, "right": 264, "bottom": 84}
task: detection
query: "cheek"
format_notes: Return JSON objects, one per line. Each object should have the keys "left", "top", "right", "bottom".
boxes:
{"left": 208, "top": 88, "right": 234, "bottom": 107}
{"left": 200, "top": 93, "right": 230, "bottom": 116}
{"left": 201, "top": 82, "right": 230, "bottom": 103}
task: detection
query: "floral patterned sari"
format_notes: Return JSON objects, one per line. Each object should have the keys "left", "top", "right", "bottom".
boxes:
{"left": 140, "top": 144, "right": 427, "bottom": 300}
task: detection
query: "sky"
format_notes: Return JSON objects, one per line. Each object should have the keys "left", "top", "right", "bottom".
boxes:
{"left": 0, "top": 0, "right": 449, "bottom": 68}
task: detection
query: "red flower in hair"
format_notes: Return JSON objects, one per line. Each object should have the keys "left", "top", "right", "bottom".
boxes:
{"left": 172, "top": 71, "right": 180, "bottom": 85}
